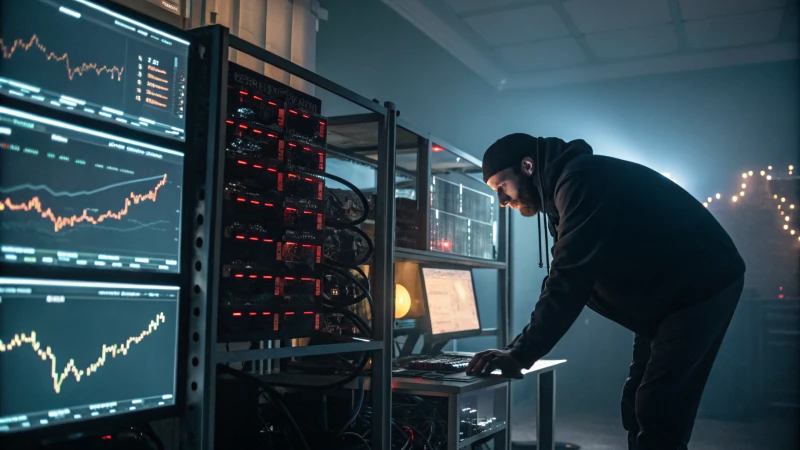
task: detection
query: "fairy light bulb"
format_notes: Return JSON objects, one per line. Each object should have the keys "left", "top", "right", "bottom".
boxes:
{"left": 748, "top": 171, "right": 753, "bottom": 176}
{"left": 707, "top": 197, "right": 712, "bottom": 203}
{"left": 703, "top": 202, "right": 708, "bottom": 207}
{"left": 767, "top": 175, "right": 772, "bottom": 180}
{"left": 741, "top": 173, "right": 747, "bottom": 178}
{"left": 760, "top": 170, "right": 766, "bottom": 176}
{"left": 715, "top": 193, "right": 721, "bottom": 200}
{"left": 778, "top": 205, "right": 782, "bottom": 210}
{"left": 740, "top": 191, "right": 745, "bottom": 196}
{"left": 786, "top": 216, "right": 791, "bottom": 222}
{"left": 781, "top": 197, "right": 786, "bottom": 202}
{"left": 784, "top": 224, "right": 789, "bottom": 230}
{"left": 768, "top": 166, "right": 773, "bottom": 170}
{"left": 792, "top": 230, "right": 796, "bottom": 235}
{"left": 790, "top": 165, "right": 794, "bottom": 171}
{"left": 732, "top": 196, "right": 738, "bottom": 202}
{"left": 741, "top": 183, "right": 747, "bottom": 189}
{"left": 791, "top": 205, "right": 796, "bottom": 209}
{"left": 774, "top": 194, "right": 779, "bottom": 199}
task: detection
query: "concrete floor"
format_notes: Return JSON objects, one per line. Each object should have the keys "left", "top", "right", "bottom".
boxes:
{"left": 510, "top": 405, "right": 799, "bottom": 450}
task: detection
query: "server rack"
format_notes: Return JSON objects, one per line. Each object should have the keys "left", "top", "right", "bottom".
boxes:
{"left": 180, "top": 25, "right": 397, "bottom": 449}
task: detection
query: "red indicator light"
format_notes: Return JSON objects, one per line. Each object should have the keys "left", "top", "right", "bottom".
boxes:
{"left": 432, "top": 145, "right": 445, "bottom": 152}
{"left": 264, "top": 239, "right": 274, "bottom": 243}
{"left": 302, "top": 244, "right": 313, "bottom": 248}
{"left": 249, "top": 312, "right": 257, "bottom": 316}
{"left": 302, "top": 114, "right": 309, "bottom": 118}
{"left": 234, "top": 274, "right": 244, "bottom": 278}
{"left": 232, "top": 312, "right": 242, "bottom": 316}
{"left": 267, "top": 133, "right": 277, "bottom": 138}
{"left": 225, "top": 120, "right": 234, "bottom": 124}
{"left": 285, "top": 277, "right": 295, "bottom": 280}
{"left": 253, "top": 164, "right": 263, "bottom": 169}
{"left": 285, "top": 312, "right": 295, "bottom": 315}
{"left": 253, "top": 96, "right": 262, "bottom": 101}
{"left": 289, "top": 110, "right": 298, "bottom": 115}
{"left": 262, "top": 312, "right": 271, "bottom": 315}
{"left": 303, "top": 211, "right": 313, "bottom": 215}
{"left": 301, "top": 277, "right": 314, "bottom": 281}
{"left": 249, "top": 275, "right": 257, "bottom": 279}
{"left": 305, "top": 177, "right": 314, "bottom": 182}
{"left": 239, "top": 124, "right": 248, "bottom": 129}
{"left": 304, "top": 311, "right": 313, "bottom": 315}
{"left": 263, "top": 275, "right": 273, "bottom": 279}
{"left": 303, "top": 147, "right": 311, "bottom": 151}
{"left": 268, "top": 101, "right": 277, "bottom": 106}
{"left": 264, "top": 203, "right": 273, "bottom": 207}
{"left": 237, "top": 160, "right": 247, "bottom": 165}
{"left": 249, "top": 237, "right": 259, "bottom": 241}
{"left": 779, "top": 294, "right": 785, "bottom": 299}
{"left": 288, "top": 174, "right": 297, "bottom": 178}
{"left": 267, "top": 168, "right": 277, "bottom": 173}
{"left": 101, "top": 435, "right": 113, "bottom": 441}
{"left": 286, "top": 208, "right": 297, "bottom": 212}
{"left": 239, "top": 90, "right": 248, "bottom": 95}
{"left": 250, "top": 200, "right": 259, "bottom": 204}
{"left": 236, "top": 197, "right": 246, "bottom": 202}
{"left": 253, "top": 129, "right": 262, "bottom": 134}
{"left": 288, "top": 142, "right": 297, "bottom": 147}
{"left": 235, "top": 235, "right": 245, "bottom": 240}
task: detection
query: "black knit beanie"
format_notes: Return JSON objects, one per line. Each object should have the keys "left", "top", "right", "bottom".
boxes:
{"left": 481, "top": 133, "right": 538, "bottom": 182}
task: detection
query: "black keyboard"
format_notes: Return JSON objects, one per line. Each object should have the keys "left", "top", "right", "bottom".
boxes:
{"left": 404, "top": 354, "right": 472, "bottom": 373}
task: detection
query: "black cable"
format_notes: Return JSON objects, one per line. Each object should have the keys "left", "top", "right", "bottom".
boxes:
{"left": 340, "top": 431, "right": 371, "bottom": 449}
{"left": 216, "top": 364, "right": 311, "bottom": 450}
{"left": 324, "top": 172, "right": 369, "bottom": 226}
{"left": 537, "top": 213, "right": 544, "bottom": 269}
{"left": 321, "top": 263, "right": 374, "bottom": 309}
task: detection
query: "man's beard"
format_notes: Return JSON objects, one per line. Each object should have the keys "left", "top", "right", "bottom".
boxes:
{"left": 510, "top": 174, "right": 541, "bottom": 217}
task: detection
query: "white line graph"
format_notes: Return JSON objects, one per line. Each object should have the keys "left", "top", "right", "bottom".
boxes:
{"left": 0, "top": 175, "right": 167, "bottom": 197}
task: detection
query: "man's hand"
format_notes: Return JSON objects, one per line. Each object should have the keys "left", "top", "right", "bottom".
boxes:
{"left": 466, "top": 349, "right": 524, "bottom": 379}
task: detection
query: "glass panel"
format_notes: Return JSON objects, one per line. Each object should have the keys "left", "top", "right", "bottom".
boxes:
{"left": 429, "top": 143, "right": 498, "bottom": 260}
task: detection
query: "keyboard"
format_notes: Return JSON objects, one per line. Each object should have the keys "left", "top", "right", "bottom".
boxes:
{"left": 403, "top": 354, "right": 473, "bottom": 373}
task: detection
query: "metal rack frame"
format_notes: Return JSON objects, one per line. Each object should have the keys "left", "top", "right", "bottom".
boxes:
{"left": 181, "top": 25, "right": 397, "bottom": 449}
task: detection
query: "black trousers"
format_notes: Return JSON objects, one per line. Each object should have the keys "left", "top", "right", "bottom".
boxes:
{"left": 621, "top": 277, "right": 744, "bottom": 450}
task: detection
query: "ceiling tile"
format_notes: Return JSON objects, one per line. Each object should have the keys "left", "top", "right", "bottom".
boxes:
{"left": 464, "top": 5, "right": 570, "bottom": 46}
{"left": 495, "top": 38, "right": 587, "bottom": 72}
{"left": 678, "top": 0, "right": 787, "bottom": 21}
{"left": 685, "top": 9, "right": 784, "bottom": 49}
{"left": 586, "top": 24, "right": 678, "bottom": 60}
{"left": 563, "top": 0, "right": 671, "bottom": 34}
{"left": 442, "top": 0, "right": 534, "bottom": 15}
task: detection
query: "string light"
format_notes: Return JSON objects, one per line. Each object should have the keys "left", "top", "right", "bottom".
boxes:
{"left": 784, "top": 224, "right": 789, "bottom": 230}
{"left": 767, "top": 175, "right": 772, "bottom": 180}
{"left": 732, "top": 196, "right": 738, "bottom": 202}
{"left": 740, "top": 191, "right": 745, "bottom": 196}
{"left": 742, "top": 183, "right": 747, "bottom": 189}
{"left": 707, "top": 197, "right": 713, "bottom": 203}
{"left": 791, "top": 205, "right": 796, "bottom": 209}
{"left": 768, "top": 166, "right": 773, "bottom": 170}
{"left": 748, "top": 171, "right": 753, "bottom": 176}
{"left": 760, "top": 170, "right": 766, "bottom": 176}
{"left": 781, "top": 197, "right": 786, "bottom": 203}
{"left": 786, "top": 216, "right": 791, "bottom": 222}
{"left": 716, "top": 193, "right": 721, "bottom": 200}
{"left": 790, "top": 165, "right": 795, "bottom": 171}
{"left": 742, "top": 173, "right": 748, "bottom": 179}
{"left": 792, "top": 230, "right": 796, "bottom": 235}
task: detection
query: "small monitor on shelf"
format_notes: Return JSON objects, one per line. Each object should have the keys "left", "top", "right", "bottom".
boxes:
{"left": 0, "top": 277, "right": 181, "bottom": 434}
{"left": 419, "top": 266, "right": 482, "bottom": 341}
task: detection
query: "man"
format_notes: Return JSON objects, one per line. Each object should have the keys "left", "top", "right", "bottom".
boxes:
{"left": 466, "top": 134, "right": 745, "bottom": 450}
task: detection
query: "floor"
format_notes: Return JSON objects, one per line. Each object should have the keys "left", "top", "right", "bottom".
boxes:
{"left": 510, "top": 405, "right": 799, "bottom": 450}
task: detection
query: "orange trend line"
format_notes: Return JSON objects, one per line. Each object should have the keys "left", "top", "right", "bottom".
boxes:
{"left": 0, "top": 313, "right": 166, "bottom": 394}
{"left": 0, "top": 34, "right": 124, "bottom": 81}
{"left": 0, "top": 174, "right": 167, "bottom": 232}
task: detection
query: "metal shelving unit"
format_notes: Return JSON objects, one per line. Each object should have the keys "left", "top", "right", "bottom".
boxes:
{"left": 181, "top": 25, "right": 397, "bottom": 450}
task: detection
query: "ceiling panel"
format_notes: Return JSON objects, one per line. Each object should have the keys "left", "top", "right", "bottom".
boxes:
{"left": 563, "top": 0, "right": 671, "bottom": 34}
{"left": 587, "top": 24, "right": 678, "bottom": 60}
{"left": 464, "top": 5, "right": 570, "bottom": 46}
{"left": 685, "top": 9, "right": 784, "bottom": 49}
{"left": 495, "top": 38, "right": 587, "bottom": 72}
{"left": 442, "top": 0, "right": 535, "bottom": 15}
{"left": 678, "top": 0, "right": 787, "bottom": 21}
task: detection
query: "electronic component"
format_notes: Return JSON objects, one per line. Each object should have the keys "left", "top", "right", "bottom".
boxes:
{"left": 420, "top": 267, "right": 481, "bottom": 340}
{"left": 218, "top": 63, "right": 328, "bottom": 342}
{"left": 0, "top": 278, "right": 180, "bottom": 434}
{"left": 0, "top": 107, "right": 184, "bottom": 273}
{"left": 0, "top": 0, "right": 190, "bottom": 141}
{"left": 402, "top": 354, "right": 472, "bottom": 373}
{"left": 430, "top": 175, "right": 496, "bottom": 259}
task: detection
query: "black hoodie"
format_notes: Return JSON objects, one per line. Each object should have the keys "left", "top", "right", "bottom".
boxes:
{"left": 504, "top": 137, "right": 745, "bottom": 369}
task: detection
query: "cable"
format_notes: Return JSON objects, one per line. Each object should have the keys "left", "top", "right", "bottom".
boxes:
{"left": 340, "top": 432, "right": 371, "bottom": 449}
{"left": 217, "top": 364, "right": 311, "bottom": 450}
{"left": 323, "top": 172, "right": 369, "bottom": 226}
{"left": 338, "top": 376, "right": 365, "bottom": 434}
{"left": 321, "top": 263, "right": 374, "bottom": 310}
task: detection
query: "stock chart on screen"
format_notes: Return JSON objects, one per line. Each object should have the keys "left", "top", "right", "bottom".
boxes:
{"left": 0, "top": 107, "right": 184, "bottom": 273}
{"left": 0, "top": 0, "right": 189, "bottom": 141}
{"left": 0, "top": 278, "right": 179, "bottom": 433}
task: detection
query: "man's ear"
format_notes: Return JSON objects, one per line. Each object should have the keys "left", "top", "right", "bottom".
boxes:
{"left": 520, "top": 157, "right": 534, "bottom": 176}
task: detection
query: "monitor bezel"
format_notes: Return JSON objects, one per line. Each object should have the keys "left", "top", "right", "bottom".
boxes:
{"left": 0, "top": 0, "right": 192, "bottom": 145}
{"left": 418, "top": 264, "right": 483, "bottom": 343}
{"left": 0, "top": 0, "right": 194, "bottom": 442}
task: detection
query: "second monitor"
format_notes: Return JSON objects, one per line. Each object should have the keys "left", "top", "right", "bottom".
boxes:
{"left": 420, "top": 266, "right": 481, "bottom": 341}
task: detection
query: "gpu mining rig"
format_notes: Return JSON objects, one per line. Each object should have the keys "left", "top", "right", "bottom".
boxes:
{"left": 218, "top": 62, "right": 329, "bottom": 342}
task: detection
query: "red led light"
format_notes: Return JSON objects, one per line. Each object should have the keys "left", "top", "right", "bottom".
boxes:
{"left": 233, "top": 312, "right": 242, "bottom": 316}
{"left": 253, "top": 96, "right": 262, "bottom": 101}
{"left": 235, "top": 235, "right": 245, "bottom": 240}
{"left": 101, "top": 435, "right": 113, "bottom": 441}
{"left": 249, "top": 275, "right": 257, "bottom": 279}
{"left": 285, "top": 277, "right": 295, "bottom": 280}
{"left": 302, "top": 244, "right": 313, "bottom": 248}
{"left": 267, "top": 168, "right": 277, "bottom": 173}
{"left": 301, "top": 277, "right": 314, "bottom": 281}
{"left": 263, "top": 275, "right": 273, "bottom": 279}
{"left": 239, "top": 124, "right": 248, "bottom": 129}
{"left": 239, "top": 90, "right": 248, "bottom": 95}
{"left": 305, "top": 177, "right": 314, "bottom": 182}
{"left": 286, "top": 208, "right": 297, "bottom": 212}
{"left": 779, "top": 294, "right": 785, "bottom": 299}
{"left": 253, "top": 164, "right": 263, "bottom": 169}
{"left": 225, "top": 120, "right": 234, "bottom": 124}
{"left": 267, "top": 133, "right": 277, "bottom": 138}
{"left": 234, "top": 274, "right": 244, "bottom": 278}
{"left": 432, "top": 145, "right": 445, "bottom": 152}
{"left": 249, "top": 312, "right": 257, "bottom": 316}
{"left": 288, "top": 174, "right": 297, "bottom": 178}
{"left": 285, "top": 312, "right": 295, "bottom": 315}
{"left": 249, "top": 237, "right": 259, "bottom": 241}
{"left": 442, "top": 241, "right": 451, "bottom": 248}
{"left": 263, "top": 239, "right": 274, "bottom": 243}
{"left": 303, "top": 211, "right": 313, "bottom": 215}
{"left": 302, "top": 114, "right": 309, "bottom": 119}
{"left": 304, "top": 311, "right": 313, "bottom": 315}
{"left": 264, "top": 203, "right": 273, "bottom": 207}
{"left": 236, "top": 198, "right": 245, "bottom": 202}
{"left": 268, "top": 101, "right": 277, "bottom": 106}
{"left": 288, "top": 142, "right": 297, "bottom": 147}
{"left": 253, "top": 129, "right": 262, "bottom": 134}
{"left": 289, "top": 110, "right": 298, "bottom": 115}
{"left": 303, "top": 147, "right": 311, "bottom": 151}
{"left": 262, "top": 312, "right": 271, "bottom": 315}
{"left": 237, "top": 160, "right": 247, "bottom": 165}
{"left": 250, "top": 200, "right": 259, "bottom": 204}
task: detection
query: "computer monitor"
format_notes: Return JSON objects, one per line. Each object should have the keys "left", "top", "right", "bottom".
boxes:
{"left": 0, "top": 106, "right": 184, "bottom": 273}
{"left": 0, "top": 0, "right": 190, "bottom": 141}
{"left": 419, "top": 266, "right": 481, "bottom": 341}
{"left": 0, "top": 277, "right": 180, "bottom": 434}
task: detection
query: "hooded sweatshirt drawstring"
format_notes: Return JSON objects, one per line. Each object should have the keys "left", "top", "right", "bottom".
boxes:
{"left": 537, "top": 213, "right": 544, "bottom": 269}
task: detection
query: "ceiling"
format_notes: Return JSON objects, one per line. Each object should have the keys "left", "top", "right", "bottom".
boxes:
{"left": 381, "top": 0, "right": 799, "bottom": 89}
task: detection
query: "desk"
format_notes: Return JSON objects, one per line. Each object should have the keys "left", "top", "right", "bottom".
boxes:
{"left": 257, "top": 359, "right": 566, "bottom": 450}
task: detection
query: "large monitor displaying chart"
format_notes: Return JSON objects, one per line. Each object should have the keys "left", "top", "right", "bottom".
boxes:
{"left": 0, "top": 0, "right": 190, "bottom": 141}
{"left": 420, "top": 267, "right": 481, "bottom": 339}
{"left": 0, "top": 106, "right": 184, "bottom": 273}
{"left": 0, "top": 278, "right": 180, "bottom": 433}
